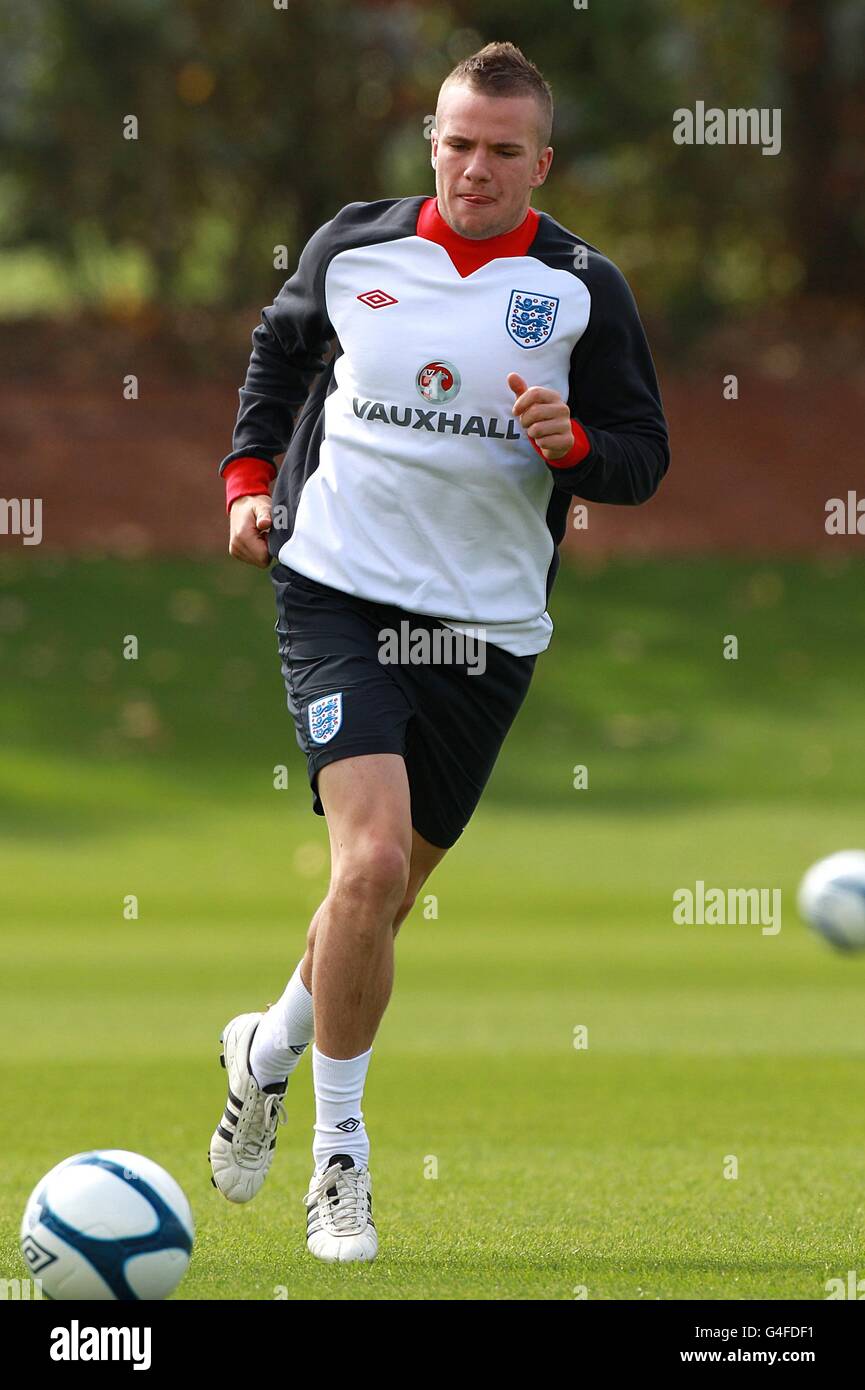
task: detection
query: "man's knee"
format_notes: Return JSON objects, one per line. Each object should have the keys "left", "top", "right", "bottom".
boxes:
{"left": 331, "top": 836, "right": 411, "bottom": 914}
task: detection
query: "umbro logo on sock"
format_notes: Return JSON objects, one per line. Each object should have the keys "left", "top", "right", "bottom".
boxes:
{"left": 335, "top": 1117, "right": 360, "bottom": 1133}
{"left": 289, "top": 1044, "right": 308, "bottom": 1055}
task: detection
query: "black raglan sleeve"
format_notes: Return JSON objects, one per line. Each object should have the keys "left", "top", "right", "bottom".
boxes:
{"left": 218, "top": 216, "right": 339, "bottom": 475}
{"left": 550, "top": 255, "right": 670, "bottom": 504}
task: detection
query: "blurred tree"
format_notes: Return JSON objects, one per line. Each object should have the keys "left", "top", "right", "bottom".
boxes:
{"left": 0, "top": 0, "right": 861, "bottom": 341}
{"left": 782, "top": 0, "right": 865, "bottom": 296}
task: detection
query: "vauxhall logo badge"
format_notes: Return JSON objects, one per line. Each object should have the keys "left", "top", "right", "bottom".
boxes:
{"left": 352, "top": 358, "right": 520, "bottom": 440}
{"left": 416, "top": 360, "right": 461, "bottom": 403}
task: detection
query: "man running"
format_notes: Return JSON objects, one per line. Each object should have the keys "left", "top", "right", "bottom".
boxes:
{"left": 209, "top": 41, "right": 669, "bottom": 1264}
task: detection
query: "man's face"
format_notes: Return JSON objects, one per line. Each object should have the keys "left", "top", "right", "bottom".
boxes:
{"left": 431, "top": 82, "right": 553, "bottom": 240}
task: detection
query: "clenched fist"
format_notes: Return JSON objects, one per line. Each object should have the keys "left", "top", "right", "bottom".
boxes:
{"left": 508, "top": 372, "right": 574, "bottom": 462}
{"left": 228, "top": 494, "right": 273, "bottom": 568}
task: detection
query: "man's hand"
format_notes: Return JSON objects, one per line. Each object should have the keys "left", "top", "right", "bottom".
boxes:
{"left": 508, "top": 372, "right": 574, "bottom": 462}
{"left": 228, "top": 494, "right": 273, "bottom": 568}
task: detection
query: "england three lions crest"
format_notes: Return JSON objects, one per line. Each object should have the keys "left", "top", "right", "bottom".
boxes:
{"left": 308, "top": 692, "right": 343, "bottom": 745}
{"left": 506, "top": 290, "right": 559, "bottom": 348}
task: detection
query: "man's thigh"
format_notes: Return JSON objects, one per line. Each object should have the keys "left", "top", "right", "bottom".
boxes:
{"left": 317, "top": 753, "right": 413, "bottom": 870}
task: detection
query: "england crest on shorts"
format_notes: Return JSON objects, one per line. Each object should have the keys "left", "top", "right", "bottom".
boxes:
{"left": 308, "top": 692, "right": 343, "bottom": 745}
{"left": 506, "top": 290, "right": 559, "bottom": 348}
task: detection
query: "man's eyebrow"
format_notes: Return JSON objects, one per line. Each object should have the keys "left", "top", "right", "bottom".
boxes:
{"left": 444, "top": 133, "right": 526, "bottom": 150}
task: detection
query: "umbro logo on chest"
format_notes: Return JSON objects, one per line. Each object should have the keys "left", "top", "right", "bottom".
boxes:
{"left": 356, "top": 289, "right": 399, "bottom": 308}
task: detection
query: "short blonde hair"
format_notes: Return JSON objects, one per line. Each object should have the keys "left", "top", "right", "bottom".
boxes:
{"left": 438, "top": 41, "right": 553, "bottom": 148}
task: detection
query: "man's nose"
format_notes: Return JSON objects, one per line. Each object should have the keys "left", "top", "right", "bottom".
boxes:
{"left": 463, "top": 154, "right": 492, "bottom": 182}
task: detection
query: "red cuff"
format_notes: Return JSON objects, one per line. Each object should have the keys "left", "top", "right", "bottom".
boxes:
{"left": 224, "top": 457, "right": 277, "bottom": 514}
{"left": 530, "top": 418, "right": 591, "bottom": 470}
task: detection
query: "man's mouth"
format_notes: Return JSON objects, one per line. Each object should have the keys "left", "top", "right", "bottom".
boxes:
{"left": 459, "top": 194, "right": 495, "bottom": 206}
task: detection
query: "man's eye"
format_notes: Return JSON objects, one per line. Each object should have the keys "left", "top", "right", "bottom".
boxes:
{"left": 445, "top": 143, "right": 518, "bottom": 156}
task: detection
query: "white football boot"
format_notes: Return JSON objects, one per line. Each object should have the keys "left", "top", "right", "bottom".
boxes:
{"left": 208, "top": 1012, "right": 287, "bottom": 1203}
{"left": 304, "top": 1154, "right": 378, "bottom": 1263}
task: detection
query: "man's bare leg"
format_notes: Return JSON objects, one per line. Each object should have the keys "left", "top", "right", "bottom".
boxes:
{"left": 299, "top": 753, "right": 450, "bottom": 1261}
{"left": 211, "top": 752, "right": 449, "bottom": 1226}
{"left": 311, "top": 753, "right": 447, "bottom": 1057}
{"left": 299, "top": 819, "right": 449, "bottom": 997}
{"left": 248, "top": 770, "right": 447, "bottom": 1088}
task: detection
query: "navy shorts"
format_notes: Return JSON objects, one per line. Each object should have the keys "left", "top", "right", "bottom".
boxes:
{"left": 271, "top": 562, "right": 537, "bottom": 849}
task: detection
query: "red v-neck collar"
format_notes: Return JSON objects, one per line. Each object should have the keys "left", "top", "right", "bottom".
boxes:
{"left": 416, "top": 196, "right": 539, "bottom": 278}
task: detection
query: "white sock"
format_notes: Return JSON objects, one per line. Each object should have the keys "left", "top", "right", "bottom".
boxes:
{"left": 249, "top": 961, "right": 315, "bottom": 1089}
{"left": 312, "top": 1044, "right": 372, "bottom": 1172}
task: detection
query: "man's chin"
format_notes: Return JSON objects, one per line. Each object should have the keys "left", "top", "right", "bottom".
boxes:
{"left": 445, "top": 199, "right": 511, "bottom": 240}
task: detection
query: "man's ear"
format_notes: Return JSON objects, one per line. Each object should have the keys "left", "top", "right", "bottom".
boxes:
{"left": 530, "top": 146, "right": 554, "bottom": 188}
{"left": 430, "top": 128, "right": 438, "bottom": 170}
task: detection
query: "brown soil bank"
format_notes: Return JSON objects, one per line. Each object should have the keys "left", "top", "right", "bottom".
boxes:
{"left": 4, "top": 367, "right": 863, "bottom": 558}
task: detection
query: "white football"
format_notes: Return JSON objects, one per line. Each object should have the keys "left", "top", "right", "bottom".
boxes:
{"left": 797, "top": 850, "right": 865, "bottom": 951}
{"left": 20, "top": 1150, "right": 194, "bottom": 1300}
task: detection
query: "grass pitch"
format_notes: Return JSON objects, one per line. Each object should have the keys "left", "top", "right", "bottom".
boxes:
{"left": 1, "top": 552, "right": 863, "bottom": 1300}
